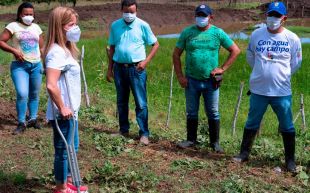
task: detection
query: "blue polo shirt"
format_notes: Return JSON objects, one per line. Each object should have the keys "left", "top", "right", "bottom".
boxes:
{"left": 109, "top": 17, "right": 157, "bottom": 63}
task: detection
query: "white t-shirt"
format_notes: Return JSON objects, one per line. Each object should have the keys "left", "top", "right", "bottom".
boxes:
{"left": 6, "top": 22, "right": 42, "bottom": 63}
{"left": 45, "top": 44, "right": 81, "bottom": 120}
{"left": 246, "top": 27, "right": 302, "bottom": 96}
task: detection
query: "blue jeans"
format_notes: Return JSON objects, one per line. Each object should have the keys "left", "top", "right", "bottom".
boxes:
{"left": 50, "top": 119, "right": 79, "bottom": 184}
{"left": 185, "top": 77, "right": 220, "bottom": 120}
{"left": 245, "top": 93, "right": 294, "bottom": 132}
{"left": 113, "top": 63, "right": 149, "bottom": 137}
{"left": 10, "top": 61, "right": 42, "bottom": 123}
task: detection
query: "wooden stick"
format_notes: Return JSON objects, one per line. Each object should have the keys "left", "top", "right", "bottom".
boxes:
{"left": 166, "top": 64, "right": 174, "bottom": 127}
{"left": 300, "top": 94, "right": 306, "bottom": 129}
{"left": 232, "top": 81, "right": 244, "bottom": 136}
{"left": 293, "top": 111, "right": 300, "bottom": 124}
{"left": 80, "top": 45, "right": 90, "bottom": 107}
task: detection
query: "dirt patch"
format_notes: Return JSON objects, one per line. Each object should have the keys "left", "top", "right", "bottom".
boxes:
{"left": 0, "top": 3, "right": 261, "bottom": 34}
{"left": 0, "top": 98, "right": 17, "bottom": 133}
{"left": 0, "top": 97, "right": 46, "bottom": 134}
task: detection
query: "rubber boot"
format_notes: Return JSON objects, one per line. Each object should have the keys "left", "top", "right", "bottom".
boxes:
{"left": 233, "top": 129, "right": 257, "bottom": 162}
{"left": 12, "top": 122, "right": 26, "bottom": 135}
{"left": 208, "top": 119, "right": 223, "bottom": 153}
{"left": 281, "top": 131, "right": 296, "bottom": 173}
{"left": 187, "top": 118, "right": 198, "bottom": 143}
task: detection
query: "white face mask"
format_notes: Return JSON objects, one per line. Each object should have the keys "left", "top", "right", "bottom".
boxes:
{"left": 66, "top": 25, "right": 81, "bottom": 43}
{"left": 195, "top": 16, "right": 209, "bottom": 28}
{"left": 123, "top": 13, "right": 136, "bottom": 23}
{"left": 266, "top": 16, "right": 282, "bottom": 31}
{"left": 21, "top": 15, "right": 34, "bottom": 25}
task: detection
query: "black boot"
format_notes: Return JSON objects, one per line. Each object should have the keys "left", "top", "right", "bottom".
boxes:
{"left": 281, "top": 131, "right": 296, "bottom": 173}
{"left": 27, "top": 119, "right": 41, "bottom": 129}
{"left": 187, "top": 118, "right": 198, "bottom": 142}
{"left": 12, "top": 122, "right": 26, "bottom": 135}
{"left": 233, "top": 129, "right": 257, "bottom": 162}
{"left": 208, "top": 119, "right": 223, "bottom": 153}
{"left": 177, "top": 118, "right": 198, "bottom": 148}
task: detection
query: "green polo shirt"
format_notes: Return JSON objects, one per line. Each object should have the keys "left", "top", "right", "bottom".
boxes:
{"left": 109, "top": 17, "right": 157, "bottom": 63}
{"left": 176, "top": 25, "right": 233, "bottom": 80}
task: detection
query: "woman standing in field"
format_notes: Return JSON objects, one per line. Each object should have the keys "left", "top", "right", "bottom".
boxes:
{"left": 0, "top": 2, "right": 43, "bottom": 134}
{"left": 44, "top": 7, "right": 88, "bottom": 193}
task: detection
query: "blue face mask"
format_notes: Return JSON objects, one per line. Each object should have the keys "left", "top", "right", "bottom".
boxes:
{"left": 195, "top": 16, "right": 209, "bottom": 28}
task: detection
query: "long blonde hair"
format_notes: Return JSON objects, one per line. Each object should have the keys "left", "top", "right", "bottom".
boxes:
{"left": 43, "top": 7, "right": 79, "bottom": 61}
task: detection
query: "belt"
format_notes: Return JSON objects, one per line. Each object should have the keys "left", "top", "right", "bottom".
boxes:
{"left": 188, "top": 76, "right": 210, "bottom": 82}
{"left": 115, "top": 62, "right": 139, "bottom": 67}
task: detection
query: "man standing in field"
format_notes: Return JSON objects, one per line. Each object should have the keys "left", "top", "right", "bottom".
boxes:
{"left": 233, "top": 2, "right": 302, "bottom": 173}
{"left": 173, "top": 4, "right": 240, "bottom": 151}
{"left": 107, "top": 0, "right": 159, "bottom": 145}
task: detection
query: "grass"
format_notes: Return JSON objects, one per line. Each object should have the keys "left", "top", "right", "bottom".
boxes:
{"left": 287, "top": 26, "right": 310, "bottom": 37}
{"left": 0, "top": 34, "right": 310, "bottom": 192}
{"left": 244, "top": 24, "right": 310, "bottom": 37}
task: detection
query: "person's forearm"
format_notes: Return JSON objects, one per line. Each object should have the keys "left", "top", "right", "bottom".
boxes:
{"left": 108, "top": 46, "right": 115, "bottom": 70}
{"left": 144, "top": 41, "right": 159, "bottom": 64}
{"left": 47, "top": 85, "right": 66, "bottom": 111}
{"left": 173, "top": 54, "right": 184, "bottom": 78}
{"left": 221, "top": 48, "right": 240, "bottom": 72}
{"left": 0, "top": 41, "right": 16, "bottom": 55}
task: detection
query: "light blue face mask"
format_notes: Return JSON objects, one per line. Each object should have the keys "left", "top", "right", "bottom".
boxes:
{"left": 195, "top": 16, "right": 209, "bottom": 28}
{"left": 123, "top": 12, "right": 136, "bottom": 23}
{"left": 266, "top": 16, "right": 282, "bottom": 30}
{"left": 66, "top": 25, "right": 81, "bottom": 43}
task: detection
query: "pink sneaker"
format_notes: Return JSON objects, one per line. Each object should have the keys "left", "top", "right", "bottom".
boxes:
{"left": 67, "top": 182, "right": 89, "bottom": 193}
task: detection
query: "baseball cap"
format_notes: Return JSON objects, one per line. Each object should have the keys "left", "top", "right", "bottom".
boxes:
{"left": 195, "top": 4, "right": 212, "bottom": 16}
{"left": 267, "top": 1, "right": 287, "bottom": 15}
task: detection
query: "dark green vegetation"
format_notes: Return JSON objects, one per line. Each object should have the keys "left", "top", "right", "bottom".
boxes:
{"left": 0, "top": 36, "right": 310, "bottom": 192}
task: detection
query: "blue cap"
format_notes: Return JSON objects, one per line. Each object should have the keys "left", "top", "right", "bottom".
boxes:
{"left": 267, "top": 2, "right": 287, "bottom": 15}
{"left": 195, "top": 4, "right": 212, "bottom": 16}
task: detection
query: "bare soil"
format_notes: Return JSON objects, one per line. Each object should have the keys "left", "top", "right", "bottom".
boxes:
{"left": 0, "top": 97, "right": 16, "bottom": 133}
{"left": 0, "top": 3, "right": 262, "bottom": 34}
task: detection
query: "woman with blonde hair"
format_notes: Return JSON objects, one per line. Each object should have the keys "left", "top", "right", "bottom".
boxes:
{"left": 44, "top": 6, "right": 88, "bottom": 193}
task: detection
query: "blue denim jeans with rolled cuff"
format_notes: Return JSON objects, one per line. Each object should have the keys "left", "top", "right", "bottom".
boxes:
{"left": 10, "top": 60, "right": 42, "bottom": 123}
{"left": 113, "top": 63, "right": 149, "bottom": 137}
{"left": 245, "top": 93, "right": 295, "bottom": 133}
{"left": 185, "top": 77, "right": 220, "bottom": 121}
{"left": 50, "top": 118, "right": 79, "bottom": 184}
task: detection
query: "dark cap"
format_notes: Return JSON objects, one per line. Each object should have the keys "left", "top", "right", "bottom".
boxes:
{"left": 267, "top": 2, "right": 287, "bottom": 15}
{"left": 195, "top": 4, "right": 212, "bottom": 16}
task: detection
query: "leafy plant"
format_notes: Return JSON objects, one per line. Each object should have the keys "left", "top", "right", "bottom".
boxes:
{"left": 93, "top": 132, "right": 131, "bottom": 157}
{"left": 94, "top": 161, "right": 159, "bottom": 192}
{"left": 251, "top": 137, "right": 283, "bottom": 161}
{"left": 220, "top": 175, "right": 246, "bottom": 193}
{"left": 171, "top": 158, "right": 208, "bottom": 171}
{"left": 0, "top": 170, "right": 26, "bottom": 185}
